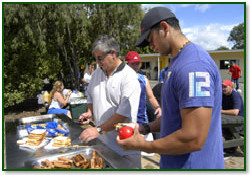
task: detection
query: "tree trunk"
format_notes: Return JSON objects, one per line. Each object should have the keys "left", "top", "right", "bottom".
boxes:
{"left": 62, "top": 45, "right": 75, "bottom": 88}
{"left": 66, "top": 23, "right": 80, "bottom": 90}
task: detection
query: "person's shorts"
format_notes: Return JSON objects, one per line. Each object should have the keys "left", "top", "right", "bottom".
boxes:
{"left": 47, "top": 108, "right": 69, "bottom": 115}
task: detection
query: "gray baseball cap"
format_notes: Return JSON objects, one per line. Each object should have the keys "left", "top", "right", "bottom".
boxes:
{"left": 135, "top": 7, "right": 176, "bottom": 47}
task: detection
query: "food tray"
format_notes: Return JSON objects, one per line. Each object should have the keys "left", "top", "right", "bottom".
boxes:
{"left": 16, "top": 114, "right": 71, "bottom": 151}
{"left": 17, "top": 115, "right": 69, "bottom": 137}
{"left": 25, "top": 147, "right": 113, "bottom": 169}
{"left": 18, "top": 114, "right": 55, "bottom": 124}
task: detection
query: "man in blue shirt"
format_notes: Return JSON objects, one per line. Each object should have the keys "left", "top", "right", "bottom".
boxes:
{"left": 117, "top": 7, "right": 224, "bottom": 169}
{"left": 159, "top": 59, "right": 171, "bottom": 83}
{"left": 125, "top": 51, "right": 162, "bottom": 125}
{"left": 221, "top": 80, "right": 244, "bottom": 117}
{"left": 221, "top": 79, "right": 244, "bottom": 136}
{"left": 158, "top": 67, "right": 168, "bottom": 83}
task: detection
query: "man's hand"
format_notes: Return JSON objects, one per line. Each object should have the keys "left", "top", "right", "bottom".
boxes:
{"left": 79, "top": 127, "right": 99, "bottom": 143}
{"left": 117, "top": 123, "right": 147, "bottom": 151}
{"left": 154, "top": 107, "right": 162, "bottom": 118}
{"left": 78, "top": 111, "right": 92, "bottom": 125}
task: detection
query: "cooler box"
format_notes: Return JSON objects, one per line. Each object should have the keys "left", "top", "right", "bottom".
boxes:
{"left": 69, "top": 99, "right": 88, "bottom": 120}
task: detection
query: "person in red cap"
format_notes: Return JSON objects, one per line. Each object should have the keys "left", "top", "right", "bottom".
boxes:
{"left": 222, "top": 80, "right": 244, "bottom": 117}
{"left": 221, "top": 79, "right": 244, "bottom": 152}
{"left": 125, "top": 51, "right": 162, "bottom": 128}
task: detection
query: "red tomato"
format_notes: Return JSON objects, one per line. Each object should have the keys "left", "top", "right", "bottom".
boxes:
{"left": 118, "top": 126, "right": 134, "bottom": 140}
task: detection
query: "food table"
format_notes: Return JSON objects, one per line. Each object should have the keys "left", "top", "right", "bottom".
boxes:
{"left": 221, "top": 114, "right": 244, "bottom": 151}
{"left": 4, "top": 114, "right": 141, "bottom": 169}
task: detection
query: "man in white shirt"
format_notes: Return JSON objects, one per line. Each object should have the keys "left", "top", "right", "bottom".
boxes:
{"left": 81, "top": 64, "right": 95, "bottom": 97}
{"left": 79, "top": 35, "right": 141, "bottom": 168}
{"left": 81, "top": 64, "right": 95, "bottom": 90}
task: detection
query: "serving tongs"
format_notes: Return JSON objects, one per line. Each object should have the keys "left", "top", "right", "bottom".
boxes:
{"left": 72, "top": 119, "right": 95, "bottom": 127}
{"left": 57, "top": 143, "right": 90, "bottom": 153}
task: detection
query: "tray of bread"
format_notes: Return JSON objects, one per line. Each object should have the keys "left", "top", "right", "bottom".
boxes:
{"left": 29, "top": 147, "right": 113, "bottom": 169}
{"left": 44, "top": 136, "right": 71, "bottom": 150}
{"left": 16, "top": 117, "right": 71, "bottom": 150}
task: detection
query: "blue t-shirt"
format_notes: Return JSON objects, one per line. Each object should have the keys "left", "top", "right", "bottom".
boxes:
{"left": 160, "top": 43, "right": 224, "bottom": 169}
{"left": 222, "top": 90, "right": 244, "bottom": 117}
{"left": 159, "top": 67, "right": 168, "bottom": 82}
{"left": 137, "top": 73, "right": 148, "bottom": 124}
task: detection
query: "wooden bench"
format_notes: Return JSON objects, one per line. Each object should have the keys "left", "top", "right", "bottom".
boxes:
{"left": 221, "top": 114, "right": 244, "bottom": 151}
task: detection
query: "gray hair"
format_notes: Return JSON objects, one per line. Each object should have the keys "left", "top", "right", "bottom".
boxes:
{"left": 92, "top": 35, "right": 120, "bottom": 57}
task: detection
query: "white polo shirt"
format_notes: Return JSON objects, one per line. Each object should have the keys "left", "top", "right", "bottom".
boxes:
{"left": 87, "top": 61, "right": 141, "bottom": 155}
{"left": 83, "top": 71, "right": 92, "bottom": 83}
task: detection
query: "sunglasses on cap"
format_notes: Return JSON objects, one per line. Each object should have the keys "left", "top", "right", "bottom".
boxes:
{"left": 96, "top": 50, "right": 113, "bottom": 61}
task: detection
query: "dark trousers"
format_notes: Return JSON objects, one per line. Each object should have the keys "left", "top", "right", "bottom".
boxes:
{"left": 232, "top": 78, "right": 240, "bottom": 90}
{"left": 146, "top": 99, "right": 161, "bottom": 140}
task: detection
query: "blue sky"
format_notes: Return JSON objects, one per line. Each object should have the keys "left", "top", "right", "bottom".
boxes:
{"left": 142, "top": 3, "right": 245, "bottom": 50}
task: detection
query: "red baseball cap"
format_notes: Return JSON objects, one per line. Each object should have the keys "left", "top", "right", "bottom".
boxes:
{"left": 125, "top": 51, "right": 141, "bottom": 63}
{"left": 222, "top": 80, "right": 233, "bottom": 87}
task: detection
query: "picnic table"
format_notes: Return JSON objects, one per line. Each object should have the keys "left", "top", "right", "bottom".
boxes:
{"left": 221, "top": 114, "right": 244, "bottom": 152}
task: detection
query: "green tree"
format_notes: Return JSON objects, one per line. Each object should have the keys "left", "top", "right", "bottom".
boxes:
{"left": 4, "top": 3, "right": 146, "bottom": 108}
{"left": 4, "top": 4, "right": 61, "bottom": 107}
{"left": 4, "top": 4, "right": 91, "bottom": 107}
{"left": 86, "top": 4, "right": 145, "bottom": 56}
{"left": 216, "top": 46, "right": 229, "bottom": 50}
{"left": 227, "top": 23, "right": 244, "bottom": 49}
{"left": 55, "top": 4, "right": 91, "bottom": 90}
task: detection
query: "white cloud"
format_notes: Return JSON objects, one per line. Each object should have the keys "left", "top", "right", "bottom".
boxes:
{"left": 182, "top": 23, "right": 236, "bottom": 50}
{"left": 179, "top": 4, "right": 211, "bottom": 13}
{"left": 194, "top": 4, "right": 211, "bottom": 13}
{"left": 142, "top": 4, "right": 211, "bottom": 13}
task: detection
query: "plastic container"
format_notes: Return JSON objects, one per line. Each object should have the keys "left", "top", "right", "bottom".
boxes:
{"left": 69, "top": 102, "right": 88, "bottom": 120}
{"left": 48, "top": 92, "right": 52, "bottom": 104}
{"left": 43, "top": 91, "right": 49, "bottom": 103}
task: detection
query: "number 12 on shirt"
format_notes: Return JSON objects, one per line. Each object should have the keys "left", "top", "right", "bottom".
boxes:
{"left": 189, "top": 72, "right": 210, "bottom": 97}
